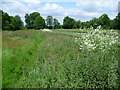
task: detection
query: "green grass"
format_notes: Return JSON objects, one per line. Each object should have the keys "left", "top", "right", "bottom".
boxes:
{"left": 52, "top": 28, "right": 119, "bottom": 33}
{"left": 2, "top": 30, "right": 45, "bottom": 88}
{"left": 0, "top": 31, "right": 2, "bottom": 89}
{"left": 2, "top": 29, "right": 119, "bottom": 88}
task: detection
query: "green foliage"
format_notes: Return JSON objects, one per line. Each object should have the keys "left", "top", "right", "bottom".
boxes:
{"left": 13, "top": 15, "right": 24, "bottom": 30}
{"left": 46, "top": 16, "right": 54, "bottom": 29}
{"left": 2, "top": 31, "right": 44, "bottom": 88}
{"left": 1, "top": 9, "right": 120, "bottom": 30}
{"left": 2, "top": 30, "right": 118, "bottom": 88}
{"left": 34, "top": 16, "right": 45, "bottom": 29}
{"left": 2, "top": 10, "right": 24, "bottom": 31}
{"left": 99, "top": 14, "right": 110, "bottom": 29}
{"left": 53, "top": 18, "right": 60, "bottom": 29}
{"left": 25, "top": 14, "right": 30, "bottom": 29}
{"left": 89, "top": 18, "right": 100, "bottom": 29}
{"left": 115, "top": 12, "right": 120, "bottom": 29}
{"left": 63, "top": 16, "right": 76, "bottom": 29}
{"left": 2, "top": 10, "right": 11, "bottom": 30}
{"left": 75, "top": 20, "right": 81, "bottom": 28}
{"left": 25, "top": 12, "right": 46, "bottom": 29}
{"left": 80, "top": 14, "right": 111, "bottom": 29}
{"left": 109, "top": 12, "right": 120, "bottom": 30}
{"left": 25, "top": 12, "right": 40, "bottom": 29}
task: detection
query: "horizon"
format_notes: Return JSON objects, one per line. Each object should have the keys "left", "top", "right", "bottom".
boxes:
{"left": 1, "top": 0, "right": 119, "bottom": 24}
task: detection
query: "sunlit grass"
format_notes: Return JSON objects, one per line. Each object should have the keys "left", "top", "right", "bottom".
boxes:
{"left": 2, "top": 29, "right": 119, "bottom": 88}
{"left": 2, "top": 30, "right": 45, "bottom": 88}
{"left": 0, "top": 31, "right": 2, "bottom": 89}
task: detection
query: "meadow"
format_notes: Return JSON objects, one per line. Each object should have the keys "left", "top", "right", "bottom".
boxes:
{"left": 2, "top": 29, "right": 119, "bottom": 88}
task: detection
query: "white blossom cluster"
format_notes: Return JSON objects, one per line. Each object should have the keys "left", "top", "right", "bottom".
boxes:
{"left": 75, "top": 29, "right": 119, "bottom": 51}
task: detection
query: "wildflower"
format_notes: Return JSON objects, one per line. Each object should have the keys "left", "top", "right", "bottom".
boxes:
{"left": 74, "top": 29, "right": 118, "bottom": 51}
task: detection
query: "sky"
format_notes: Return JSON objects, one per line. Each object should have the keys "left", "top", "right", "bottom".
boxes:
{"left": 1, "top": 0, "right": 120, "bottom": 24}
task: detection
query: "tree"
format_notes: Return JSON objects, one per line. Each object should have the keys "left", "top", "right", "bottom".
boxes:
{"left": 25, "top": 12, "right": 40, "bottom": 29}
{"left": 46, "top": 16, "right": 54, "bottom": 29}
{"left": 13, "top": 15, "right": 23, "bottom": 30}
{"left": 8, "top": 16, "right": 15, "bottom": 30}
{"left": 53, "top": 18, "right": 60, "bottom": 29}
{"left": 90, "top": 18, "right": 100, "bottom": 29}
{"left": 25, "top": 14, "right": 30, "bottom": 29}
{"left": 2, "top": 10, "right": 24, "bottom": 30}
{"left": 34, "top": 16, "right": 45, "bottom": 29}
{"left": 85, "top": 21, "right": 91, "bottom": 28}
{"left": 2, "top": 10, "right": 11, "bottom": 30}
{"left": 99, "top": 14, "right": 110, "bottom": 29}
{"left": 109, "top": 12, "right": 120, "bottom": 30}
{"left": 63, "top": 16, "right": 76, "bottom": 29}
{"left": 75, "top": 20, "right": 81, "bottom": 28}
{"left": 0, "top": 10, "right": 2, "bottom": 30}
{"left": 115, "top": 12, "right": 120, "bottom": 29}
{"left": 110, "top": 19, "right": 116, "bottom": 29}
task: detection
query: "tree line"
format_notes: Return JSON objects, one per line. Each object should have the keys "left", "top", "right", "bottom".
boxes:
{"left": 63, "top": 13, "right": 120, "bottom": 30}
{"left": 1, "top": 9, "right": 120, "bottom": 30}
{"left": 1, "top": 10, "right": 24, "bottom": 30}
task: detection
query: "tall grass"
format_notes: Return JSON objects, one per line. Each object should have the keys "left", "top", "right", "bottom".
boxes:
{"left": 0, "top": 31, "right": 2, "bottom": 89}
{"left": 2, "top": 31, "right": 44, "bottom": 88}
{"left": 2, "top": 30, "right": 119, "bottom": 88}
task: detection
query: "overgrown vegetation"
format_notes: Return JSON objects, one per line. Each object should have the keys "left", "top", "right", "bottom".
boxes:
{"left": 2, "top": 30, "right": 45, "bottom": 87}
{"left": 1, "top": 1, "right": 120, "bottom": 88}
{"left": 0, "top": 31, "right": 2, "bottom": 89}
{"left": 2, "top": 29, "right": 119, "bottom": 88}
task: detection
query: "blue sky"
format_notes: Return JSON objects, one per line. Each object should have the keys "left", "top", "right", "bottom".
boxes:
{"left": 1, "top": 0, "right": 119, "bottom": 24}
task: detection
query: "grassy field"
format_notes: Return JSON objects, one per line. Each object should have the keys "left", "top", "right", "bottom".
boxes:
{"left": 52, "top": 28, "right": 119, "bottom": 33}
{"left": 2, "top": 29, "right": 119, "bottom": 88}
{"left": 0, "top": 31, "right": 2, "bottom": 89}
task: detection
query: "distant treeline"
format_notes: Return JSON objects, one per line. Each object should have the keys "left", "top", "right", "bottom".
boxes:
{"left": 1, "top": 10, "right": 120, "bottom": 30}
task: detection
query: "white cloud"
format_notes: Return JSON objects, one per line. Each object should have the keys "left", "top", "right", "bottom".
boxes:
{"left": 41, "top": 3, "right": 64, "bottom": 16}
{"left": 22, "top": 0, "right": 41, "bottom": 4}
{"left": 76, "top": 0, "right": 118, "bottom": 13}
{"left": 43, "top": 3, "right": 63, "bottom": 11}
{"left": 75, "top": 0, "right": 119, "bottom": 21}
{"left": 2, "top": 1, "right": 26, "bottom": 16}
{"left": 40, "top": 3, "right": 101, "bottom": 22}
{"left": 1, "top": 0, "right": 119, "bottom": 24}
